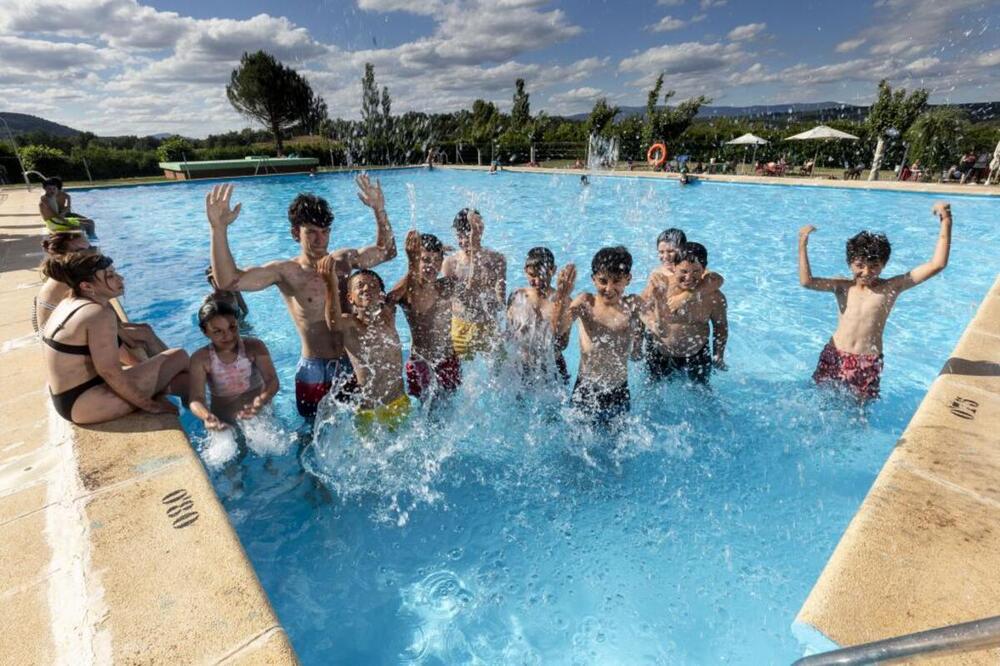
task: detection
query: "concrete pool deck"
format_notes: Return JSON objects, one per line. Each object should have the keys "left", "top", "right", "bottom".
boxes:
{"left": 0, "top": 171, "right": 997, "bottom": 663}
{"left": 0, "top": 189, "right": 297, "bottom": 664}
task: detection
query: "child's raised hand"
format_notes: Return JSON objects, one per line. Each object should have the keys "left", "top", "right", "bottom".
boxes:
{"left": 556, "top": 263, "right": 577, "bottom": 297}
{"left": 932, "top": 202, "right": 951, "bottom": 220}
{"left": 405, "top": 229, "right": 421, "bottom": 258}
{"left": 469, "top": 211, "right": 484, "bottom": 249}
{"left": 205, "top": 184, "right": 241, "bottom": 229}
{"left": 356, "top": 173, "right": 385, "bottom": 211}
{"left": 799, "top": 224, "right": 817, "bottom": 239}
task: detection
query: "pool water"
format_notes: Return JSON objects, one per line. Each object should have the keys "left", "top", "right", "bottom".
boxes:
{"left": 79, "top": 170, "right": 999, "bottom": 664}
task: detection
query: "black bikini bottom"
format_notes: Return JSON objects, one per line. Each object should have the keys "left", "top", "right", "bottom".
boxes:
{"left": 51, "top": 376, "right": 105, "bottom": 422}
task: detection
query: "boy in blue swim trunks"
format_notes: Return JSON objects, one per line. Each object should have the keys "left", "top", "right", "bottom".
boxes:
{"left": 206, "top": 174, "right": 397, "bottom": 418}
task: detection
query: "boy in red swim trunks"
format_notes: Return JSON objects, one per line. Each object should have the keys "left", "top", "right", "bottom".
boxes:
{"left": 389, "top": 230, "right": 464, "bottom": 402}
{"left": 798, "top": 202, "right": 953, "bottom": 401}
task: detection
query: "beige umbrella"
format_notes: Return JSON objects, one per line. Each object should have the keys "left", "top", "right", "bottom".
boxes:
{"left": 726, "top": 133, "right": 769, "bottom": 174}
{"left": 785, "top": 125, "right": 859, "bottom": 174}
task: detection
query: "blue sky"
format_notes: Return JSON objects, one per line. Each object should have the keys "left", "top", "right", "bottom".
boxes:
{"left": 2, "top": 0, "right": 997, "bottom": 136}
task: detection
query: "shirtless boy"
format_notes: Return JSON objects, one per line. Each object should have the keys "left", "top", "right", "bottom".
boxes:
{"left": 645, "top": 242, "right": 728, "bottom": 383}
{"left": 39, "top": 177, "right": 96, "bottom": 237}
{"left": 506, "top": 247, "right": 572, "bottom": 384}
{"left": 799, "top": 202, "right": 953, "bottom": 400}
{"left": 206, "top": 175, "right": 396, "bottom": 417}
{"left": 554, "top": 246, "right": 644, "bottom": 424}
{"left": 390, "top": 230, "right": 463, "bottom": 402}
{"left": 442, "top": 208, "right": 506, "bottom": 359}
{"left": 319, "top": 257, "right": 409, "bottom": 431}
{"left": 642, "top": 227, "right": 723, "bottom": 313}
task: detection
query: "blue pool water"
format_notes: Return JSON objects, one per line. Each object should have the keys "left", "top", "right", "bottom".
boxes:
{"left": 78, "top": 170, "right": 999, "bottom": 664}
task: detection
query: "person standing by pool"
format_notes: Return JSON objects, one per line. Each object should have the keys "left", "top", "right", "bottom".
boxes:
{"left": 442, "top": 208, "right": 506, "bottom": 359}
{"left": 42, "top": 253, "right": 189, "bottom": 424}
{"left": 643, "top": 242, "right": 728, "bottom": 383}
{"left": 553, "top": 246, "right": 644, "bottom": 425}
{"left": 319, "top": 258, "right": 410, "bottom": 432}
{"left": 798, "top": 202, "right": 953, "bottom": 401}
{"left": 205, "top": 176, "right": 397, "bottom": 418}
{"left": 391, "top": 230, "right": 463, "bottom": 403}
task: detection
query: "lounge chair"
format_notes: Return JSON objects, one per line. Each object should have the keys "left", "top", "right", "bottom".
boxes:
{"left": 797, "top": 160, "right": 815, "bottom": 177}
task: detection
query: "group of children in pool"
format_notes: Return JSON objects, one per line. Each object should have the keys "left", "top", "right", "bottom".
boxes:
{"left": 186, "top": 177, "right": 953, "bottom": 436}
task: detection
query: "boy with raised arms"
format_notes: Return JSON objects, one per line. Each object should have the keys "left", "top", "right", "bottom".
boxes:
{"left": 206, "top": 175, "right": 396, "bottom": 418}
{"left": 506, "top": 246, "right": 572, "bottom": 383}
{"left": 319, "top": 258, "right": 409, "bottom": 431}
{"left": 798, "top": 202, "right": 953, "bottom": 400}
{"left": 553, "top": 246, "right": 644, "bottom": 424}
{"left": 390, "top": 229, "right": 466, "bottom": 401}
{"left": 442, "top": 208, "right": 507, "bottom": 359}
{"left": 644, "top": 242, "right": 728, "bottom": 383}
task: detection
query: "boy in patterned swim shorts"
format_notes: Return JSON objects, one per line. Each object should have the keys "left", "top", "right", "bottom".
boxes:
{"left": 798, "top": 202, "right": 953, "bottom": 401}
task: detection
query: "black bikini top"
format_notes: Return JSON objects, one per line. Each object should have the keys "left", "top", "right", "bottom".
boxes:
{"left": 42, "top": 301, "right": 123, "bottom": 356}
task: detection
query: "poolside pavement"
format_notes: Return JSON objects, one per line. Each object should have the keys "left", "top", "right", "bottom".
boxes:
{"left": 0, "top": 187, "right": 297, "bottom": 664}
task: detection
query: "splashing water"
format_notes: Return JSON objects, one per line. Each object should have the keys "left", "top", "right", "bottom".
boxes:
{"left": 406, "top": 182, "right": 417, "bottom": 229}
{"left": 200, "top": 428, "right": 238, "bottom": 469}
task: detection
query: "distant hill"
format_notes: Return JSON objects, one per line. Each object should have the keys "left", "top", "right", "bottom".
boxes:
{"left": 0, "top": 112, "right": 81, "bottom": 137}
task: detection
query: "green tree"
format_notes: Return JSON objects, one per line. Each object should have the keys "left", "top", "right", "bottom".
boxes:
{"left": 865, "top": 79, "right": 929, "bottom": 180}
{"left": 226, "top": 50, "right": 314, "bottom": 155}
{"left": 360, "top": 63, "right": 381, "bottom": 164}
{"left": 468, "top": 99, "right": 501, "bottom": 164}
{"left": 641, "top": 73, "right": 710, "bottom": 149}
{"left": 156, "top": 136, "right": 195, "bottom": 162}
{"left": 905, "top": 108, "right": 969, "bottom": 173}
{"left": 381, "top": 85, "right": 393, "bottom": 163}
{"left": 299, "top": 93, "right": 329, "bottom": 136}
{"left": 511, "top": 78, "right": 531, "bottom": 132}
{"left": 587, "top": 97, "right": 619, "bottom": 138}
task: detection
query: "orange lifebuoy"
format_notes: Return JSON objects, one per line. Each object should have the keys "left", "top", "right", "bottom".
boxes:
{"left": 647, "top": 143, "right": 667, "bottom": 167}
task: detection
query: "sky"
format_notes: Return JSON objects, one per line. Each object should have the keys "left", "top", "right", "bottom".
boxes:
{"left": 1, "top": 0, "right": 997, "bottom": 137}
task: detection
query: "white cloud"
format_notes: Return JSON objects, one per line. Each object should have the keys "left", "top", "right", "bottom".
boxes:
{"left": 648, "top": 16, "right": 687, "bottom": 32}
{"left": 619, "top": 41, "right": 744, "bottom": 77}
{"left": 905, "top": 57, "right": 941, "bottom": 74}
{"left": 727, "top": 23, "right": 765, "bottom": 41}
{"left": 835, "top": 38, "right": 865, "bottom": 53}
{"left": 975, "top": 49, "right": 1000, "bottom": 68}
{"left": 657, "top": 0, "right": 685, "bottom": 5}
{"left": 699, "top": 0, "right": 726, "bottom": 9}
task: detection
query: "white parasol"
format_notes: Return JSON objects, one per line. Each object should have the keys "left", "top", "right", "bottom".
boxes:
{"left": 785, "top": 125, "right": 859, "bottom": 174}
{"left": 726, "top": 133, "right": 769, "bottom": 175}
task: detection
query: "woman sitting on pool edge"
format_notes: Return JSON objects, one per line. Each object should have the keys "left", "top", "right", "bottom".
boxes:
{"left": 42, "top": 253, "right": 189, "bottom": 424}
{"left": 188, "top": 300, "right": 278, "bottom": 431}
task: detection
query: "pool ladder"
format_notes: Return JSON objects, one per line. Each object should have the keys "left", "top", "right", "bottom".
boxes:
{"left": 794, "top": 614, "right": 1000, "bottom": 665}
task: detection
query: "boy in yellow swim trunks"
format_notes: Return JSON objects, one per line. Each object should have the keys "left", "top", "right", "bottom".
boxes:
{"left": 442, "top": 208, "right": 506, "bottom": 359}
{"left": 318, "top": 257, "right": 409, "bottom": 432}
{"left": 39, "top": 177, "right": 97, "bottom": 237}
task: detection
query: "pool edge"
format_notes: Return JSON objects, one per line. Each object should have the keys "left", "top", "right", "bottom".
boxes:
{"left": 794, "top": 273, "right": 1000, "bottom": 663}
{"left": 0, "top": 188, "right": 298, "bottom": 664}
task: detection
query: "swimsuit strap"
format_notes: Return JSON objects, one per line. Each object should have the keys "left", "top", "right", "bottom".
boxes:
{"left": 43, "top": 301, "right": 96, "bottom": 356}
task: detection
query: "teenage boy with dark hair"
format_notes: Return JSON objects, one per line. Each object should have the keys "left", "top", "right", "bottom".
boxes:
{"left": 390, "top": 230, "right": 464, "bottom": 402}
{"left": 645, "top": 242, "right": 728, "bottom": 383}
{"left": 642, "top": 227, "right": 724, "bottom": 313}
{"left": 553, "top": 246, "right": 644, "bottom": 424}
{"left": 799, "top": 202, "right": 953, "bottom": 400}
{"left": 206, "top": 175, "right": 397, "bottom": 417}
{"left": 442, "top": 208, "right": 507, "bottom": 359}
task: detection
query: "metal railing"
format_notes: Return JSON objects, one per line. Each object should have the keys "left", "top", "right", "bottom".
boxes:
{"left": 794, "top": 615, "right": 1000, "bottom": 665}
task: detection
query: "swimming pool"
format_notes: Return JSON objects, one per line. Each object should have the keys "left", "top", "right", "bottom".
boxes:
{"left": 78, "top": 170, "right": 1000, "bottom": 664}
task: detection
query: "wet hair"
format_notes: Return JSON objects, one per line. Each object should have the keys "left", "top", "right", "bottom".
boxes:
{"left": 44, "top": 253, "right": 113, "bottom": 295}
{"left": 420, "top": 233, "right": 444, "bottom": 254}
{"left": 287, "top": 193, "right": 333, "bottom": 230}
{"left": 41, "top": 232, "right": 87, "bottom": 256}
{"left": 591, "top": 246, "right": 632, "bottom": 278}
{"left": 348, "top": 269, "right": 385, "bottom": 293}
{"left": 656, "top": 228, "right": 687, "bottom": 248}
{"left": 524, "top": 247, "right": 555, "bottom": 274}
{"left": 846, "top": 231, "right": 891, "bottom": 265}
{"left": 675, "top": 242, "right": 708, "bottom": 267}
{"left": 42, "top": 176, "right": 63, "bottom": 189}
{"left": 198, "top": 299, "right": 239, "bottom": 331}
{"left": 452, "top": 208, "right": 479, "bottom": 235}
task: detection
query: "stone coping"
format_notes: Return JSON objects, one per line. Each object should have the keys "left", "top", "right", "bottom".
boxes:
{"left": 444, "top": 164, "right": 1000, "bottom": 197}
{"left": 794, "top": 274, "right": 1000, "bottom": 663}
{"left": 0, "top": 189, "right": 297, "bottom": 664}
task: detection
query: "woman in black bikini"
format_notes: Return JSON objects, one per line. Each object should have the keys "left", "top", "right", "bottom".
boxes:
{"left": 42, "top": 253, "right": 189, "bottom": 424}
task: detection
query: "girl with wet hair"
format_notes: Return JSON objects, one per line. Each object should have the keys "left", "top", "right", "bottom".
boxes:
{"left": 41, "top": 253, "right": 189, "bottom": 424}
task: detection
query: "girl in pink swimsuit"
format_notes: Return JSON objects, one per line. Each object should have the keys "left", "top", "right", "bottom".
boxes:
{"left": 188, "top": 300, "right": 279, "bottom": 430}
